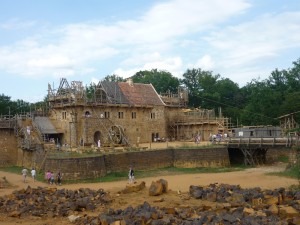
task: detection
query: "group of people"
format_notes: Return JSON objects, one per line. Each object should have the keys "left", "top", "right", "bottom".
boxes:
{"left": 22, "top": 166, "right": 133, "bottom": 185}
{"left": 21, "top": 167, "right": 36, "bottom": 183}
{"left": 210, "top": 133, "right": 228, "bottom": 143}
{"left": 21, "top": 167, "right": 62, "bottom": 185}
{"left": 45, "top": 170, "right": 63, "bottom": 185}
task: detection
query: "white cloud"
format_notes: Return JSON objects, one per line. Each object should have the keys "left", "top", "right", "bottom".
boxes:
{"left": 91, "top": 77, "right": 100, "bottom": 85}
{"left": 113, "top": 68, "right": 140, "bottom": 79}
{"left": 195, "top": 55, "right": 214, "bottom": 70}
{"left": 0, "top": 0, "right": 251, "bottom": 80}
{"left": 27, "top": 55, "right": 73, "bottom": 68}
{"left": 133, "top": 0, "right": 251, "bottom": 43}
{"left": 205, "top": 11, "right": 300, "bottom": 69}
{"left": 114, "top": 55, "right": 183, "bottom": 78}
{"left": 0, "top": 18, "right": 36, "bottom": 30}
{"left": 205, "top": 12, "right": 300, "bottom": 85}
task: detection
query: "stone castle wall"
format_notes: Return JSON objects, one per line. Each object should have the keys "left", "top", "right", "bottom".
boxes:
{"left": 0, "top": 129, "right": 18, "bottom": 166}
{"left": 173, "top": 148, "right": 230, "bottom": 168}
{"left": 42, "top": 147, "right": 230, "bottom": 180}
{"left": 266, "top": 148, "right": 293, "bottom": 162}
{"left": 49, "top": 105, "right": 167, "bottom": 147}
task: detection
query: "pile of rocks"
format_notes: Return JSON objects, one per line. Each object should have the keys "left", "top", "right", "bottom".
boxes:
{"left": 0, "top": 182, "right": 299, "bottom": 224}
{"left": 75, "top": 183, "right": 300, "bottom": 225}
{"left": 0, "top": 186, "right": 111, "bottom": 218}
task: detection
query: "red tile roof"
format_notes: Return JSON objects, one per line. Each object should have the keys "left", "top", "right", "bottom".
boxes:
{"left": 118, "top": 82, "right": 165, "bottom": 106}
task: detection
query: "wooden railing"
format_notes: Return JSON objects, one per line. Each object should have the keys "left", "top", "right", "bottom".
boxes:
{"left": 225, "top": 137, "right": 299, "bottom": 148}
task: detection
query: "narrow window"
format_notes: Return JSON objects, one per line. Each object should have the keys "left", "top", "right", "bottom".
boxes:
{"left": 85, "top": 111, "right": 91, "bottom": 117}
{"left": 105, "top": 111, "right": 110, "bottom": 118}
{"left": 118, "top": 112, "right": 124, "bottom": 119}
{"left": 132, "top": 112, "right": 136, "bottom": 119}
{"left": 62, "top": 111, "right": 67, "bottom": 120}
{"left": 150, "top": 112, "right": 155, "bottom": 119}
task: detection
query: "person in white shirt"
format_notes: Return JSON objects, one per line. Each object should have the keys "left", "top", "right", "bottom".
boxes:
{"left": 22, "top": 168, "right": 28, "bottom": 183}
{"left": 31, "top": 168, "right": 36, "bottom": 182}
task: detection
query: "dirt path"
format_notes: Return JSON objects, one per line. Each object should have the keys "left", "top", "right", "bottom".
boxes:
{"left": 0, "top": 163, "right": 298, "bottom": 225}
{"left": 1, "top": 163, "right": 298, "bottom": 197}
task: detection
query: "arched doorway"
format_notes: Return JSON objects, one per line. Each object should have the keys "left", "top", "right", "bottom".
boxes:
{"left": 94, "top": 131, "right": 101, "bottom": 145}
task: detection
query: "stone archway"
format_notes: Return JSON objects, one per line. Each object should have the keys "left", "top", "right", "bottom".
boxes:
{"left": 94, "top": 131, "right": 101, "bottom": 145}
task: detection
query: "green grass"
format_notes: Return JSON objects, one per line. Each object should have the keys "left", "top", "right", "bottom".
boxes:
{"left": 0, "top": 165, "right": 248, "bottom": 184}
{"left": 0, "top": 166, "right": 46, "bottom": 182}
{"left": 268, "top": 149, "right": 300, "bottom": 182}
{"left": 0, "top": 166, "right": 21, "bottom": 174}
{"left": 1, "top": 163, "right": 296, "bottom": 186}
{"left": 268, "top": 165, "right": 299, "bottom": 180}
{"left": 277, "top": 155, "right": 289, "bottom": 163}
{"left": 267, "top": 152, "right": 300, "bottom": 181}
{"left": 62, "top": 165, "right": 247, "bottom": 184}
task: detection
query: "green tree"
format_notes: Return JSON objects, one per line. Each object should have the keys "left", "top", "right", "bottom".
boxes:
{"left": 215, "top": 78, "right": 241, "bottom": 120}
{"left": 131, "top": 69, "right": 180, "bottom": 93}
{"left": 286, "top": 58, "right": 300, "bottom": 92}
{"left": 240, "top": 80, "right": 279, "bottom": 126}
{"left": 103, "top": 74, "right": 125, "bottom": 82}
{"left": 0, "top": 94, "right": 12, "bottom": 115}
{"left": 182, "top": 68, "right": 221, "bottom": 109}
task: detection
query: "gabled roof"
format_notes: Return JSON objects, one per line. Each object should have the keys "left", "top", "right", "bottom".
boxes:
{"left": 100, "top": 80, "right": 165, "bottom": 106}
{"left": 118, "top": 82, "right": 165, "bottom": 106}
{"left": 100, "top": 81, "right": 129, "bottom": 104}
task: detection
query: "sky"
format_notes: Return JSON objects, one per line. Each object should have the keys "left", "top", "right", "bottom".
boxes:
{"left": 0, "top": 0, "right": 300, "bottom": 103}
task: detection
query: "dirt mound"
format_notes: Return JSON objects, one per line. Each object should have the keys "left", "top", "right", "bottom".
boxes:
{"left": 0, "top": 176, "right": 13, "bottom": 189}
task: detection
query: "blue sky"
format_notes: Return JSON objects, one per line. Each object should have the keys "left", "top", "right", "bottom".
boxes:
{"left": 0, "top": 0, "right": 300, "bottom": 102}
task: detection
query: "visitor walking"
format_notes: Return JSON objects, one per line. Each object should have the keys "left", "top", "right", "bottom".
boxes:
{"left": 97, "top": 139, "right": 101, "bottom": 149}
{"left": 45, "top": 170, "right": 51, "bottom": 184}
{"left": 57, "top": 171, "right": 62, "bottom": 186}
{"left": 128, "top": 166, "right": 135, "bottom": 183}
{"left": 21, "top": 167, "right": 28, "bottom": 183}
{"left": 31, "top": 168, "right": 36, "bottom": 182}
{"left": 195, "top": 134, "right": 201, "bottom": 144}
{"left": 50, "top": 172, "right": 55, "bottom": 185}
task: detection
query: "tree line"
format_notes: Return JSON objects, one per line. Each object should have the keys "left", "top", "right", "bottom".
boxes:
{"left": 1, "top": 58, "right": 300, "bottom": 128}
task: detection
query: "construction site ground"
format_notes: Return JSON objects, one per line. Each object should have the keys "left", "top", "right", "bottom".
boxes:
{"left": 0, "top": 161, "right": 298, "bottom": 225}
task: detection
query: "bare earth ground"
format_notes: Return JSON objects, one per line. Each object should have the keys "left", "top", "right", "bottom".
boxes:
{"left": 0, "top": 162, "right": 298, "bottom": 225}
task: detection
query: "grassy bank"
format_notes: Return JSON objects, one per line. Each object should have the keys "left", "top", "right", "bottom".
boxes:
{"left": 0, "top": 166, "right": 46, "bottom": 182}
{"left": 0, "top": 165, "right": 247, "bottom": 184}
{"left": 267, "top": 149, "right": 300, "bottom": 190}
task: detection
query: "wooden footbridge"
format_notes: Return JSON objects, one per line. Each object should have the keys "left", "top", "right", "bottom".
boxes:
{"left": 222, "top": 137, "right": 299, "bottom": 166}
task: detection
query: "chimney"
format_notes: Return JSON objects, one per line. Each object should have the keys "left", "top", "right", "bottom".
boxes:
{"left": 127, "top": 78, "right": 133, "bottom": 87}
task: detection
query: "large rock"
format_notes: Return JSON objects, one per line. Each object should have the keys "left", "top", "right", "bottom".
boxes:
{"left": 148, "top": 179, "right": 168, "bottom": 196}
{"left": 189, "top": 185, "right": 203, "bottom": 199}
{"left": 149, "top": 181, "right": 163, "bottom": 196}
{"left": 268, "top": 204, "right": 279, "bottom": 215}
{"left": 278, "top": 205, "right": 299, "bottom": 218}
{"left": 158, "top": 179, "right": 168, "bottom": 193}
{"left": 264, "top": 195, "right": 279, "bottom": 205}
{"left": 121, "top": 181, "right": 146, "bottom": 194}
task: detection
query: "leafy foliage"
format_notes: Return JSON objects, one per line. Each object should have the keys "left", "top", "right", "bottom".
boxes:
{"left": 1, "top": 58, "right": 300, "bottom": 128}
{"left": 103, "top": 74, "right": 125, "bottom": 82}
{"left": 131, "top": 69, "right": 180, "bottom": 93}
